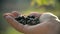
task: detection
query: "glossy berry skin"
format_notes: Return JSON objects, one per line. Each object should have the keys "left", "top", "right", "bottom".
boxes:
{"left": 15, "top": 16, "right": 26, "bottom": 25}
{"left": 26, "top": 16, "right": 40, "bottom": 25}
{"left": 15, "top": 16, "right": 40, "bottom": 25}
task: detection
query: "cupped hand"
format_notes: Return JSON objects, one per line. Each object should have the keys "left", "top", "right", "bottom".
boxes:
{"left": 3, "top": 11, "right": 60, "bottom": 34}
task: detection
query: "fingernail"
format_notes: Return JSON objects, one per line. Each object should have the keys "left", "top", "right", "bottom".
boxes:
{"left": 3, "top": 15, "right": 8, "bottom": 17}
{"left": 4, "top": 16, "right": 10, "bottom": 19}
{"left": 3, "top": 13, "right": 10, "bottom": 18}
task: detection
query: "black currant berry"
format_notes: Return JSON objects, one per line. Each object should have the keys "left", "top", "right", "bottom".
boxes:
{"left": 15, "top": 15, "right": 40, "bottom": 25}
{"left": 15, "top": 16, "right": 26, "bottom": 25}
{"left": 26, "top": 16, "right": 40, "bottom": 25}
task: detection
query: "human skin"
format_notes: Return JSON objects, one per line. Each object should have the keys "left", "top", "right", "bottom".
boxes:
{"left": 3, "top": 11, "right": 60, "bottom": 34}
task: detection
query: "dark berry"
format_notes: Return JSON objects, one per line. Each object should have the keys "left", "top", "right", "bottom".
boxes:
{"left": 26, "top": 15, "right": 40, "bottom": 25}
{"left": 15, "top": 16, "right": 26, "bottom": 25}
{"left": 15, "top": 15, "right": 40, "bottom": 25}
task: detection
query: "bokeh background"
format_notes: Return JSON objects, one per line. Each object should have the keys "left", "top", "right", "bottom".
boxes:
{"left": 0, "top": 0, "right": 60, "bottom": 34}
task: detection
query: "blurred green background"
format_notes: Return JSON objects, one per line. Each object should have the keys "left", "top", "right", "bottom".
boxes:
{"left": 0, "top": 0, "right": 60, "bottom": 34}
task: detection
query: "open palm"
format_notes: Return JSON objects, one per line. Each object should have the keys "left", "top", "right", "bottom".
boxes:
{"left": 3, "top": 11, "right": 60, "bottom": 34}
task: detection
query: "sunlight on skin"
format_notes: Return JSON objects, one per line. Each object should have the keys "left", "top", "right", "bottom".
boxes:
{"left": 3, "top": 11, "right": 60, "bottom": 34}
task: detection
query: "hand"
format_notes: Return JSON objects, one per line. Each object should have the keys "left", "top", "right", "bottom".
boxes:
{"left": 3, "top": 11, "right": 60, "bottom": 34}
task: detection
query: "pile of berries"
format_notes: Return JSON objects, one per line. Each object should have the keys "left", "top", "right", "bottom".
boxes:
{"left": 15, "top": 15, "right": 40, "bottom": 25}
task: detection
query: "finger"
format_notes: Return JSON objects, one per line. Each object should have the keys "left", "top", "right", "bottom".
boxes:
{"left": 29, "top": 12, "right": 42, "bottom": 18}
{"left": 11, "top": 11, "right": 21, "bottom": 18}
{"left": 3, "top": 14, "right": 24, "bottom": 33}
{"left": 3, "top": 13, "right": 14, "bottom": 18}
